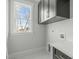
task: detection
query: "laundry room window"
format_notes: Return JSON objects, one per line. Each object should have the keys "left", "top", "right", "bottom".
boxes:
{"left": 14, "top": 2, "right": 32, "bottom": 32}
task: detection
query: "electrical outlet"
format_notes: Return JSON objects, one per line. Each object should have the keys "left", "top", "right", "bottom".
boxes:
{"left": 60, "top": 34, "right": 65, "bottom": 38}
{"left": 59, "top": 33, "right": 66, "bottom": 40}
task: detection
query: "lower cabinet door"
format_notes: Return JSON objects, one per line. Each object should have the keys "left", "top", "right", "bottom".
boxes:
{"left": 54, "top": 55, "right": 61, "bottom": 59}
{"left": 53, "top": 55, "right": 58, "bottom": 59}
{"left": 53, "top": 47, "right": 72, "bottom": 59}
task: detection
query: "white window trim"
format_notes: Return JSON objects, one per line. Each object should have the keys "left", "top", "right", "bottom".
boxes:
{"left": 11, "top": 1, "right": 33, "bottom": 33}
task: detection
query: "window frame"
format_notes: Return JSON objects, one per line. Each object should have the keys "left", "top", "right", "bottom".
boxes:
{"left": 13, "top": 1, "right": 33, "bottom": 33}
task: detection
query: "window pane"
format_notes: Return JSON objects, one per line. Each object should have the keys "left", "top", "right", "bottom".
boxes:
{"left": 15, "top": 2, "right": 32, "bottom": 32}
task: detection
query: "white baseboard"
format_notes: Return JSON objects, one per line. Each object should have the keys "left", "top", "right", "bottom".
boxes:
{"left": 8, "top": 47, "right": 46, "bottom": 59}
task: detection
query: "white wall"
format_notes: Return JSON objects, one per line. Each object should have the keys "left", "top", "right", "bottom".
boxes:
{"left": 46, "top": 19, "right": 73, "bottom": 57}
{"left": 46, "top": 19, "right": 73, "bottom": 42}
{"left": 8, "top": 0, "right": 46, "bottom": 55}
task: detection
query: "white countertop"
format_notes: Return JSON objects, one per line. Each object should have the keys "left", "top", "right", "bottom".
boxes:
{"left": 49, "top": 40, "right": 73, "bottom": 58}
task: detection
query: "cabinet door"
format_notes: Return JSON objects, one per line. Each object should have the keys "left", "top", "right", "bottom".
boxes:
{"left": 38, "top": 0, "right": 49, "bottom": 23}
{"left": 49, "top": 0, "right": 56, "bottom": 18}
{"left": 53, "top": 55, "right": 58, "bottom": 59}
{"left": 39, "top": 0, "right": 44, "bottom": 22}
{"left": 56, "top": 0, "right": 70, "bottom": 18}
{"left": 38, "top": 0, "right": 56, "bottom": 24}
{"left": 44, "top": 0, "right": 56, "bottom": 20}
{"left": 44, "top": 0, "right": 49, "bottom": 19}
{"left": 53, "top": 47, "right": 72, "bottom": 59}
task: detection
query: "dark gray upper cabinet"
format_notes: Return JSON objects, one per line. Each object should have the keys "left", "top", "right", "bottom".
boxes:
{"left": 38, "top": 0, "right": 70, "bottom": 24}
